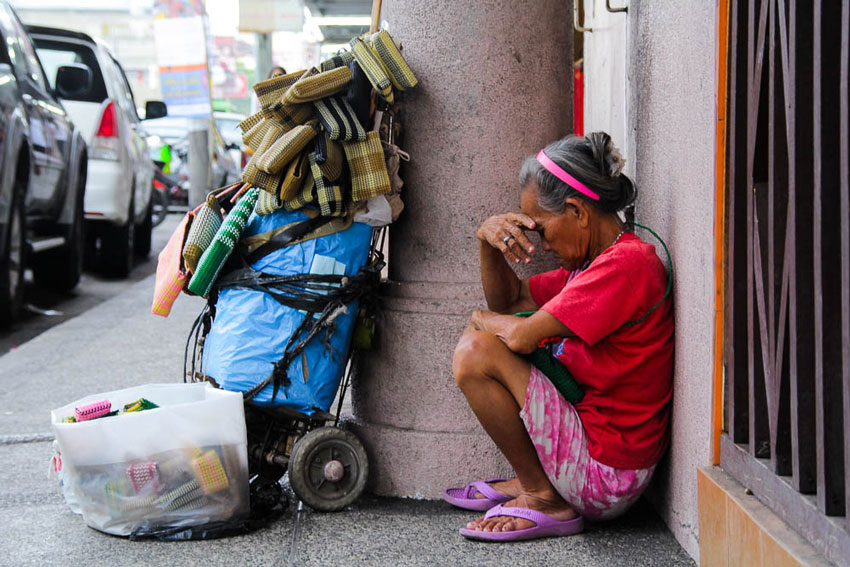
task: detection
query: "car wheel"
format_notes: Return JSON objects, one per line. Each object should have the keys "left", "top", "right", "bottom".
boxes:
{"left": 32, "top": 163, "right": 85, "bottom": 291}
{"left": 134, "top": 197, "right": 152, "bottom": 258}
{"left": 101, "top": 193, "right": 135, "bottom": 278}
{"left": 0, "top": 178, "right": 27, "bottom": 328}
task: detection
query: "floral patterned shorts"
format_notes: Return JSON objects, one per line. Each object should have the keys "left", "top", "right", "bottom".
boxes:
{"left": 519, "top": 366, "right": 655, "bottom": 520}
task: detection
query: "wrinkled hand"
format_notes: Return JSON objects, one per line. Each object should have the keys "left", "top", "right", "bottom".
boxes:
{"left": 477, "top": 213, "right": 537, "bottom": 264}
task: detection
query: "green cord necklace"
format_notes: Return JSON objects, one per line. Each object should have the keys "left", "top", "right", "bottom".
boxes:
{"left": 621, "top": 222, "right": 673, "bottom": 327}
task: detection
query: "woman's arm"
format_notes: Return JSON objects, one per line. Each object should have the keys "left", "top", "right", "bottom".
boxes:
{"left": 470, "top": 309, "right": 576, "bottom": 354}
{"left": 477, "top": 213, "right": 539, "bottom": 314}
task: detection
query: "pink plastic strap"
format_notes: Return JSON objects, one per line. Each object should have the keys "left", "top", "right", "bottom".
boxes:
{"left": 536, "top": 149, "right": 600, "bottom": 201}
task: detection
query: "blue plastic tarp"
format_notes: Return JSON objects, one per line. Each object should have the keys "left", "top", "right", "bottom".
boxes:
{"left": 202, "top": 209, "right": 373, "bottom": 414}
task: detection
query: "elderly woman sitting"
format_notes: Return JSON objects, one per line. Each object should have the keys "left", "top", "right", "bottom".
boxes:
{"left": 444, "top": 132, "right": 674, "bottom": 541}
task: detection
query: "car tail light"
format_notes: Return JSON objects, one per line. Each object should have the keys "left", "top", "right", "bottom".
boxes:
{"left": 91, "top": 100, "right": 119, "bottom": 160}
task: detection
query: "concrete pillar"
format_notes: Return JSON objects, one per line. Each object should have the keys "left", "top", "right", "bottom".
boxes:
{"left": 187, "top": 126, "right": 210, "bottom": 207}
{"left": 255, "top": 32, "right": 273, "bottom": 85}
{"left": 352, "top": 0, "right": 573, "bottom": 498}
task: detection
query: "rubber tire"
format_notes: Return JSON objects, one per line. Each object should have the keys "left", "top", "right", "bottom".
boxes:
{"left": 0, "top": 180, "right": 26, "bottom": 327}
{"left": 289, "top": 426, "right": 369, "bottom": 512}
{"left": 101, "top": 194, "right": 135, "bottom": 278}
{"left": 32, "top": 164, "right": 85, "bottom": 292}
{"left": 134, "top": 197, "right": 152, "bottom": 258}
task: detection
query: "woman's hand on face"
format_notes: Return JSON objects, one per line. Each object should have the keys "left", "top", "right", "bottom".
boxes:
{"left": 477, "top": 213, "right": 538, "bottom": 264}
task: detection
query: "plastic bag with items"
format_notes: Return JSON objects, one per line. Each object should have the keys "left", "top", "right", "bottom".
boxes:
{"left": 51, "top": 383, "right": 250, "bottom": 537}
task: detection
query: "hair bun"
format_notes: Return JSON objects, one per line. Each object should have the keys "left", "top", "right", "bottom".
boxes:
{"left": 587, "top": 131, "right": 626, "bottom": 178}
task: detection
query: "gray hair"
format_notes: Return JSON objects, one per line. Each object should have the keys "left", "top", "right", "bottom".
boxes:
{"left": 519, "top": 132, "right": 636, "bottom": 214}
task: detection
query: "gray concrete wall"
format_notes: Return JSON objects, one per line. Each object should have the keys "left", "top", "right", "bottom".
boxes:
{"left": 627, "top": 0, "right": 717, "bottom": 560}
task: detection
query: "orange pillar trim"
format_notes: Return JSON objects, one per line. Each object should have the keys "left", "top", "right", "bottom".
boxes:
{"left": 712, "top": 0, "right": 730, "bottom": 465}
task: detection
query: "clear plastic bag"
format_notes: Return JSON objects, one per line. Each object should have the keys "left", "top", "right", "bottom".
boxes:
{"left": 51, "top": 383, "right": 250, "bottom": 537}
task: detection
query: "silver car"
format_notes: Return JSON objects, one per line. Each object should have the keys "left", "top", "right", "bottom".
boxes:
{"left": 0, "top": 5, "right": 87, "bottom": 325}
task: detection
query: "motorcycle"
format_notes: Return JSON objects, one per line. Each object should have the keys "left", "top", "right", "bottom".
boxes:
{"left": 151, "top": 161, "right": 186, "bottom": 227}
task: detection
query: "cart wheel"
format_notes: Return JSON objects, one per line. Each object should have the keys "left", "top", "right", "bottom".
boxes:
{"left": 289, "top": 426, "right": 369, "bottom": 512}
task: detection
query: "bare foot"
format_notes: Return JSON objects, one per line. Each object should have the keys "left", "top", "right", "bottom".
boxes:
{"left": 471, "top": 478, "right": 521, "bottom": 500}
{"left": 466, "top": 491, "right": 577, "bottom": 532}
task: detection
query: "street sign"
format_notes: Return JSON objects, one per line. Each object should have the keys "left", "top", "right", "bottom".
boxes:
{"left": 152, "top": 10, "right": 212, "bottom": 117}
{"left": 159, "top": 65, "right": 212, "bottom": 116}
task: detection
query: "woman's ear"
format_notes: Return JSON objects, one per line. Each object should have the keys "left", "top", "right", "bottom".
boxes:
{"left": 565, "top": 197, "right": 591, "bottom": 228}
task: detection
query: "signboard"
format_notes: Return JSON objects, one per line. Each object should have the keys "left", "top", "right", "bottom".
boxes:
{"left": 210, "top": 36, "right": 247, "bottom": 100}
{"left": 153, "top": 17, "right": 207, "bottom": 67}
{"left": 153, "top": 1, "right": 212, "bottom": 117}
{"left": 154, "top": 0, "right": 205, "bottom": 18}
{"left": 211, "top": 69, "right": 248, "bottom": 99}
{"left": 238, "top": 0, "right": 303, "bottom": 33}
{"left": 159, "top": 66, "right": 212, "bottom": 116}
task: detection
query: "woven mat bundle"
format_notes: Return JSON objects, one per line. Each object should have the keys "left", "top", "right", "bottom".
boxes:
{"left": 239, "top": 29, "right": 416, "bottom": 222}
{"left": 153, "top": 29, "right": 416, "bottom": 309}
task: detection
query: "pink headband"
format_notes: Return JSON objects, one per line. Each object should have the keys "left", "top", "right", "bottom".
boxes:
{"left": 536, "top": 150, "right": 600, "bottom": 201}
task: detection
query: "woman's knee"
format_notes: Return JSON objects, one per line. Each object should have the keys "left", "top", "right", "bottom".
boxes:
{"left": 452, "top": 329, "right": 500, "bottom": 389}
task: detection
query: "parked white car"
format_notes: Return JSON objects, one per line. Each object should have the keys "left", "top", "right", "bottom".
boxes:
{"left": 27, "top": 25, "right": 166, "bottom": 277}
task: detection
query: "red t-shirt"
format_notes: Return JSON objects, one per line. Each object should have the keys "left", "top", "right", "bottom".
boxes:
{"left": 528, "top": 232, "right": 673, "bottom": 469}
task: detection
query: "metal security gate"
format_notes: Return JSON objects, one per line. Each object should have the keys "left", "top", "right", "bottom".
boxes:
{"left": 722, "top": 0, "right": 850, "bottom": 563}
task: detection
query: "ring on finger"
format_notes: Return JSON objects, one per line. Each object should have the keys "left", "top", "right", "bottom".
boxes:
{"left": 502, "top": 234, "right": 514, "bottom": 244}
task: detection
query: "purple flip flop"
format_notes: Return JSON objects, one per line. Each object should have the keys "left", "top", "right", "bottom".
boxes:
{"left": 442, "top": 478, "right": 512, "bottom": 511}
{"left": 459, "top": 504, "right": 584, "bottom": 542}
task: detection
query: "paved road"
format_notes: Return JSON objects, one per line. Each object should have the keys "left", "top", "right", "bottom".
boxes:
{"left": 0, "top": 216, "right": 693, "bottom": 566}
{"left": 0, "top": 215, "right": 182, "bottom": 355}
